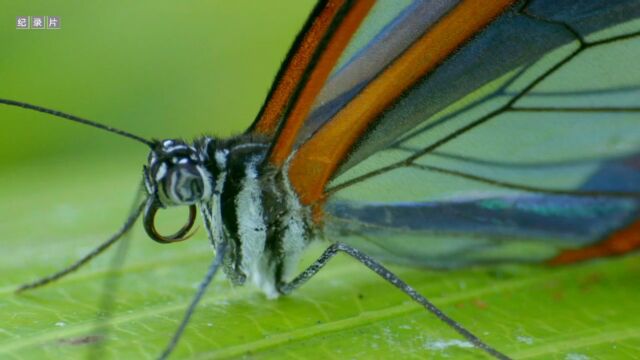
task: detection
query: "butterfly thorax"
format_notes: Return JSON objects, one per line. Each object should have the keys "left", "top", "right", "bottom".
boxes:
{"left": 144, "top": 135, "right": 315, "bottom": 298}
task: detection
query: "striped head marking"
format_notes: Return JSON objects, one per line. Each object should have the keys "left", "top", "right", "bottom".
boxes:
{"left": 144, "top": 139, "right": 213, "bottom": 207}
{"left": 142, "top": 139, "right": 213, "bottom": 244}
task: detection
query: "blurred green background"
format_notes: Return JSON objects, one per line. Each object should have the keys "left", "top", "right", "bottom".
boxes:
{"left": 0, "top": 1, "right": 315, "bottom": 168}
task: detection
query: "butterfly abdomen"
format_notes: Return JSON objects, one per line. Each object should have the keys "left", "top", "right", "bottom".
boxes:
{"left": 205, "top": 136, "right": 314, "bottom": 297}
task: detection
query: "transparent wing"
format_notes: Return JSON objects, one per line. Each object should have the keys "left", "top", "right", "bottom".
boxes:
{"left": 286, "top": 0, "right": 517, "bottom": 204}
{"left": 295, "top": 0, "right": 459, "bottom": 142}
{"left": 324, "top": 1, "right": 640, "bottom": 267}
{"left": 331, "top": 0, "right": 640, "bottom": 173}
{"left": 326, "top": 154, "right": 640, "bottom": 267}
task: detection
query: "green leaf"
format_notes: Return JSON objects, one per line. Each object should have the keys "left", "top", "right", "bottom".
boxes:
{"left": 1, "top": 156, "right": 639, "bottom": 360}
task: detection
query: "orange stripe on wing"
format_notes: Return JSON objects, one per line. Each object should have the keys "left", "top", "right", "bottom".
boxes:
{"left": 288, "top": 0, "right": 516, "bottom": 206}
{"left": 269, "top": 0, "right": 375, "bottom": 166}
{"left": 549, "top": 219, "right": 640, "bottom": 265}
{"left": 252, "top": 0, "right": 345, "bottom": 136}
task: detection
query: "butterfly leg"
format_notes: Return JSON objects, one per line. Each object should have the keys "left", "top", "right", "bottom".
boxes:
{"left": 158, "top": 241, "right": 228, "bottom": 360}
{"left": 15, "top": 197, "right": 146, "bottom": 293}
{"left": 278, "top": 242, "right": 511, "bottom": 360}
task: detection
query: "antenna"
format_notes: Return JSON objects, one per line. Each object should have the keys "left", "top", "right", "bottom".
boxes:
{"left": 0, "top": 98, "right": 155, "bottom": 147}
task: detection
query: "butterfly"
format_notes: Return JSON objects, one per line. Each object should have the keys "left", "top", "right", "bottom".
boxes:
{"left": 2, "top": 0, "right": 640, "bottom": 359}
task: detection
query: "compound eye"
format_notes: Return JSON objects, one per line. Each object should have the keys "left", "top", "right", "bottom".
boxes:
{"left": 164, "top": 165, "right": 206, "bottom": 205}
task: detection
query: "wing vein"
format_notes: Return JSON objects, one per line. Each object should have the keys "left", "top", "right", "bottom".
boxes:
{"left": 327, "top": 24, "right": 640, "bottom": 198}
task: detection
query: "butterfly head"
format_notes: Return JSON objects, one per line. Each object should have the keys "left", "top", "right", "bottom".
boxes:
{"left": 142, "top": 139, "right": 213, "bottom": 243}
{"left": 144, "top": 139, "right": 213, "bottom": 206}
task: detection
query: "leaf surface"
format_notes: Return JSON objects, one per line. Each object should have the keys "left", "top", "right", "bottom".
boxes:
{"left": 1, "top": 157, "right": 639, "bottom": 360}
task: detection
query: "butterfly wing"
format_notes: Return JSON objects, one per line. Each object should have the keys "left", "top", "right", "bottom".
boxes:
{"left": 326, "top": 151, "right": 640, "bottom": 268}
{"left": 253, "top": 0, "right": 640, "bottom": 265}
{"left": 284, "top": 0, "right": 517, "bottom": 204}
{"left": 248, "top": 0, "right": 375, "bottom": 143}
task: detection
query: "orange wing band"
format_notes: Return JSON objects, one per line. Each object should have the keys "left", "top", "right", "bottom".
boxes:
{"left": 549, "top": 219, "right": 640, "bottom": 265}
{"left": 288, "top": 0, "right": 516, "bottom": 206}
{"left": 269, "top": 0, "right": 375, "bottom": 166}
{"left": 253, "top": 0, "right": 346, "bottom": 136}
